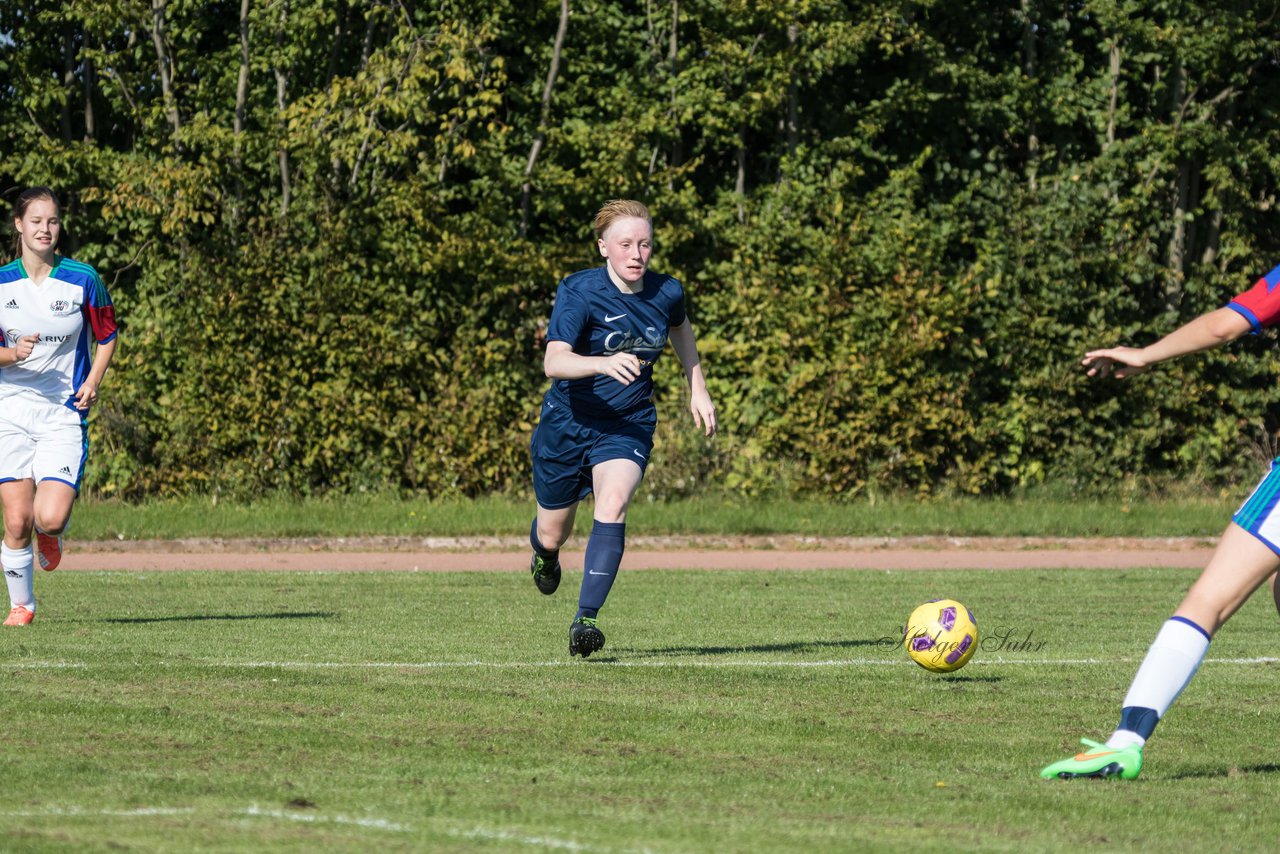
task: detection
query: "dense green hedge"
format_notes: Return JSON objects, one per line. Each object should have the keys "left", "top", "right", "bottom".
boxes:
{"left": 3, "top": 1, "right": 1280, "bottom": 500}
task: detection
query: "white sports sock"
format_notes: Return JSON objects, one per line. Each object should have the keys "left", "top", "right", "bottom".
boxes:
{"left": 1106, "top": 618, "right": 1210, "bottom": 748}
{"left": 2, "top": 544, "right": 35, "bottom": 611}
{"left": 1106, "top": 730, "right": 1146, "bottom": 750}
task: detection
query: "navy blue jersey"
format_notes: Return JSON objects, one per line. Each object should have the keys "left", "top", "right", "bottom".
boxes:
{"left": 545, "top": 266, "right": 687, "bottom": 417}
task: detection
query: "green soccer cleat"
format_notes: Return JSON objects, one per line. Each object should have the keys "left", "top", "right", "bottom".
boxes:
{"left": 530, "top": 552, "right": 561, "bottom": 595}
{"left": 569, "top": 616, "right": 605, "bottom": 658}
{"left": 1040, "top": 738, "right": 1143, "bottom": 780}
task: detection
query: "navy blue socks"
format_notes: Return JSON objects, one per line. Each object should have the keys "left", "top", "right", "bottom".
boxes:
{"left": 530, "top": 518, "right": 559, "bottom": 560}
{"left": 577, "top": 520, "right": 625, "bottom": 620}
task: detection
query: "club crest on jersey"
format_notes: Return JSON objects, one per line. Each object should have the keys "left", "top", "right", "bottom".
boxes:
{"left": 49, "top": 299, "right": 74, "bottom": 315}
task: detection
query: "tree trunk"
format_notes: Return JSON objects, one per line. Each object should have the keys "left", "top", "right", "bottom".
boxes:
{"left": 360, "top": 5, "right": 378, "bottom": 69}
{"left": 1184, "top": 158, "right": 1202, "bottom": 270}
{"left": 274, "top": 2, "right": 292, "bottom": 217}
{"left": 1164, "top": 60, "right": 1188, "bottom": 311}
{"left": 784, "top": 23, "right": 798, "bottom": 163}
{"left": 150, "top": 0, "right": 182, "bottom": 146}
{"left": 1165, "top": 159, "right": 1190, "bottom": 311}
{"left": 61, "top": 29, "right": 75, "bottom": 142}
{"left": 668, "top": 0, "right": 682, "bottom": 176}
{"left": 735, "top": 130, "right": 746, "bottom": 223}
{"left": 327, "top": 1, "right": 350, "bottom": 86}
{"left": 1020, "top": 0, "right": 1038, "bottom": 192}
{"left": 1104, "top": 40, "right": 1120, "bottom": 152}
{"left": 1202, "top": 100, "right": 1236, "bottom": 270}
{"left": 521, "top": 0, "right": 569, "bottom": 238}
{"left": 1169, "top": 59, "right": 1186, "bottom": 126}
{"left": 235, "top": 0, "right": 251, "bottom": 138}
{"left": 82, "top": 39, "right": 97, "bottom": 142}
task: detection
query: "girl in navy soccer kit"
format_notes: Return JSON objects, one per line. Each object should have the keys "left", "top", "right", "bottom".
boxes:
{"left": 528, "top": 199, "right": 715, "bottom": 657}
{"left": 0, "top": 187, "right": 118, "bottom": 626}
{"left": 1042, "top": 263, "right": 1280, "bottom": 779}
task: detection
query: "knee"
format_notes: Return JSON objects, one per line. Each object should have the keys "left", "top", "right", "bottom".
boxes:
{"left": 33, "top": 511, "right": 67, "bottom": 536}
{"left": 537, "top": 519, "right": 572, "bottom": 551}
{"left": 3, "top": 509, "right": 34, "bottom": 543}
{"left": 592, "top": 494, "right": 630, "bottom": 524}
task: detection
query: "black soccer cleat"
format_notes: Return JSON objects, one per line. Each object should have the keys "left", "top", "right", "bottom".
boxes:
{"left": 530, "top": 552, "right": 561, "bottom": 595}
{"left": 569, "top": 617, "right": 605, "bottom": 658}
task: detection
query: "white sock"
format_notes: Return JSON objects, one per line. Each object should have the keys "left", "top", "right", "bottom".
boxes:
{"left": 1106, "top": 730, "right": 1146, "bottom": 750}
{"left": 1106, "top": 617, "right": 1210, "bottom": 748}
{"left": 2, "top": 544, "right": 35, "bottom": 611}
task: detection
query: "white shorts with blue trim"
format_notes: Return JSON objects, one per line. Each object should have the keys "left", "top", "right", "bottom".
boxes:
{"left": 1233, "top": 458, "right": 1280, "bottom": 555}
{"left": 0, "top": 396, "right": 87, "bottom": 490}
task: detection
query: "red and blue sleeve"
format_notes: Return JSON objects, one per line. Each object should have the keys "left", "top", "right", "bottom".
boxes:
{"left": 82, "top": 270, "right": 118, "bottom": 344}
{"left": 1228, "top": 264, "right": 1280, "bottom": 332}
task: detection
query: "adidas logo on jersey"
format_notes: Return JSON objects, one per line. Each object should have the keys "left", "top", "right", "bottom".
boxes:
{"left": 3, "top": 300, "right": 16, "bottom": 309}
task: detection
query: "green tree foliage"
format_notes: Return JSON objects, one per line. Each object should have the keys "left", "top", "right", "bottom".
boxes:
{"left": 2, "top": 0, "right": 1279, "bottom": 499}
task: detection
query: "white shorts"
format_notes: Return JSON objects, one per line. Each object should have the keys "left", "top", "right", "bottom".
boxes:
{"left": 1234, "top": 458, "right": 1280, "bottom": 555}
{"left": 0, "top": 397, "right": 87, "bottom": 490}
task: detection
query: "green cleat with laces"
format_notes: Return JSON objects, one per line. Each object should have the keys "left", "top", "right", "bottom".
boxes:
{"left": 530, "top": 552, "right": 561, "bottom": 595}
{"left": 1040, "top": 738, "right": 1143, "bottom": 780}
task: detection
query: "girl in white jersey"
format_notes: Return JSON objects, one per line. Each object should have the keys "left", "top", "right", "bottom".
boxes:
{"left": 1041, "top": 263, "right": 1280, "bottom": 779}
{"left": 0, "top": 187, "right": 118, "bottom": 626}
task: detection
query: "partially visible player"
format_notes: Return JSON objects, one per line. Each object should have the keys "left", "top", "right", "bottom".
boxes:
{"left": 1041, "top": 262, "right": 1280, "bottom": 779}
{"left": 0, "top": 187, "right": 118, "bottom": 626}
{"left": 528, "top": 199, "right": 715, "bottom": 657}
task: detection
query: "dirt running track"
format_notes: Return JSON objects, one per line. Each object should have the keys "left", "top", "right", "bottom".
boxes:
{"left": 55, "top": 536, "right": 1220, "bottom": 572}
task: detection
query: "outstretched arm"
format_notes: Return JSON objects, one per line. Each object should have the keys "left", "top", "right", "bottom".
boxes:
{"left": 668, "top": 320, "right": 716, "bottom": 436}
{"left": 1082, "top": 308, "right": 1252, "bottom": 379}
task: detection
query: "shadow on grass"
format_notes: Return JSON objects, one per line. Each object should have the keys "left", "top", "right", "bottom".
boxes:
{"left": 612, "top": 638, "right": 894, "bottom": 657}
{"left": 929, "top": 674, "right": 1003, "bottom": 683}
{"left": 1168, "top": 763, "right": 1280, "bottom": 780}
{"left": 101, "top": 611, "right": 337, "bottom": 624}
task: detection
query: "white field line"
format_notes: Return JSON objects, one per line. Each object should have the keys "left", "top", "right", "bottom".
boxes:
{"left": 0, "top": 805, "right": 646, "bottom": 851}
{"left": 239, "top": 804, "right": 409, "bottom": 831}
{"left": 450, "top": 826, "right": 621, "bottom": 852}
{"left": 0, "top": 807, "right": 195, "bottom": 818}
{"left": 6, "top": 656, "right": 1280, "bottom": 670}
{"left": 0, "top": 804, "right": 408, "bottom": 833}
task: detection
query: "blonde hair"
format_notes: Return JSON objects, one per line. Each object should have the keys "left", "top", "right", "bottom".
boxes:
{"left": 592, "top": 199, "right": 651, "bottom": 239}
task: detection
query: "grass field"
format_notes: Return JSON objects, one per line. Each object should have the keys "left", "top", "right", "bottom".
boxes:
{"left": 5, "top": 563, "right": 1280, "bottom": 851}
{"left": 69, "top": 491, "right": 1240, "bottom": 539}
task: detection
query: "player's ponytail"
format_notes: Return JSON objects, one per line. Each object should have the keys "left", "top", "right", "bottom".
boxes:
{"left": 10, "top": 186, "right": 62, "bottom": 259}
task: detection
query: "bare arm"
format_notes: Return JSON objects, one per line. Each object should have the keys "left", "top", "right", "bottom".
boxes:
{"left": 1082, "top": 307, "right": 1252, "bottom": 379}
{"left": 544, "top": 340, "right": 641, "bottom": 385}
{"left": 74, "top": 337, "right": 117, "bottom": 410}
{"left": 668, "top": 320, "right": 716, "bottom": 436}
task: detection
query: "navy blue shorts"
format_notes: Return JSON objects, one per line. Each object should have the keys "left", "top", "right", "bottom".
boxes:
{"left": 530, "top": 392, "right": 656, "bottom": 510}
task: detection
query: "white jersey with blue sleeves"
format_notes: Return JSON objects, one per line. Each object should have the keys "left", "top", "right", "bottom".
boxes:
{"left": 0, "top": 256, "right": 118, "bottom": 411}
